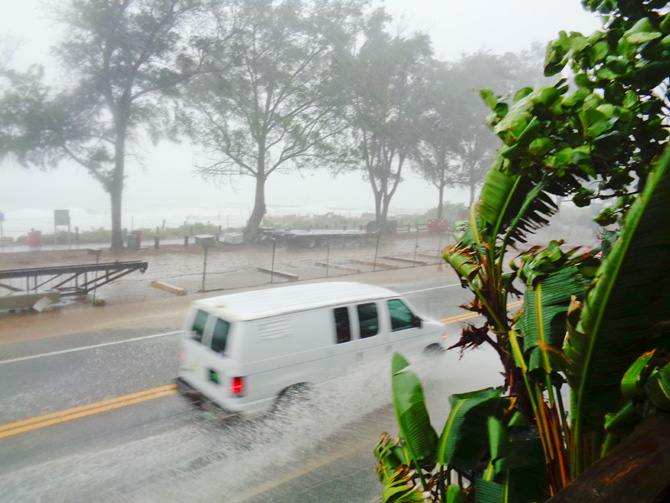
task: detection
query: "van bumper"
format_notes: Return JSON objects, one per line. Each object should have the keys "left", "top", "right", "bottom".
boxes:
{"left": 175, "top": 377, "right": 240, "bottom": 419}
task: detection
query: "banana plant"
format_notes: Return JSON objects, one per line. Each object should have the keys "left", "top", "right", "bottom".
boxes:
{"left": 378, "top": 4, "right": 670, "bottom": 500}
{"left": 379, "top": 149, "right": 670, "bottom": 502}
{"left": 375, "top": 353, "right": 548, "bottom": 503}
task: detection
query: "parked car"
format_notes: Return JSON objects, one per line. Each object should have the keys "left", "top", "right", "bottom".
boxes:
{"left": 427, "top": 219, "right": 451, "bottom": 234}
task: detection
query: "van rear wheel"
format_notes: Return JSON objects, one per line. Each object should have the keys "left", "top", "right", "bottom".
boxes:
{"left": 272, "top": 383, "right": 312, "bottom": 414}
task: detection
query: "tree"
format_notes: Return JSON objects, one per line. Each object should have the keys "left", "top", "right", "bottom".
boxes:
{"left": 414, "top": 49, "right": 551, "bottom": 211}
{"left": 335, "top": 10, "right": 433, "bottom": 226}
{"left": 181, "top": 0, "right": 366, "bottom": 242}
{"left": 411, "top": 63, "right": 454, "bottom": 220}
{"left": 0, "top": 0, "right": 202, "bottom": 252}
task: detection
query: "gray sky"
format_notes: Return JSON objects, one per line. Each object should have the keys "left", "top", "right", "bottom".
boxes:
{"left": 0, "top": 0, "right": 603, "bottom": 233}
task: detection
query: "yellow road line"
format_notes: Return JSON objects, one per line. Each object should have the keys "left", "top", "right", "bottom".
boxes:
{"left": 2, "top": 299, "right": 526, "bottom": 440}
{"left": 0, "top": 385, "right": 177, "bottom": 439}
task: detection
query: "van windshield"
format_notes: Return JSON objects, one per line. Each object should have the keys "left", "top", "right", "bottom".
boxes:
{"left": 387, "top": 299, "right": 416, "bottom": 331}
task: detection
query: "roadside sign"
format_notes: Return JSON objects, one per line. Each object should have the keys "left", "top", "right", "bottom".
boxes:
{"left": 54, "top": 210, "right": 70, "bottom": 226}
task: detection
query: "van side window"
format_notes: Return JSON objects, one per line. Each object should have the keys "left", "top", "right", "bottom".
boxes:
{"left": 333, "top": 307, "right": 351, "bottom": 343}
{"left": 191, "top": 309, "right": 209, "bottom": 343}
{"left": 357, "top": 302, "right": 379, "bottom": 338}
{"left": 211, "top": 318, "right": 230, "bottom": 353}
{"left": 388, "top": 299, "right": 417, "bottom": 331}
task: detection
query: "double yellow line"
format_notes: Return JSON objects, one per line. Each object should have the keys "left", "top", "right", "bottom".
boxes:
{"left": 0, "top": 384, "right": 177, "bottom": 440}
{"left": 1, "top": 300, "right": 525, "bottom": 440}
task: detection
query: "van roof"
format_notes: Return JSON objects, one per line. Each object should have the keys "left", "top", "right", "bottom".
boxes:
{"left": 193, "top": 281, "right": 398, "bottom": 321}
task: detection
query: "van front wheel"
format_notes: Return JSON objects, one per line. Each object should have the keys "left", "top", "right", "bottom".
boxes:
{"left": 423, "top": 344, "right": 443, "bottom": 357}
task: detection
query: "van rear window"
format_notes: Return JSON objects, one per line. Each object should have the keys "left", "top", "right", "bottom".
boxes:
{"left": 211, "top": 318, "right": 230, "bottom": 353}
{"left": 191, "top": 309, "right": 209, "bottom": 342}
{"left": 357, "top": 302, "right": 379, "bottom": 338}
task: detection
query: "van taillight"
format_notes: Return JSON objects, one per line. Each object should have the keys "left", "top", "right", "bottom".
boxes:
{"left": 178, "top": 349, "right": 185, "bottom": 362}
{"left": 230, "top": 377, "right": 244, "bottom": 396}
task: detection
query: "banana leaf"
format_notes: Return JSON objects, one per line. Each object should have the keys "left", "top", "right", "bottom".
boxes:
{"left": 620, "top": 350, "right": 656, "bottom": 400}
{"left": 391, "top": 353, "right": 437, "bottom": 463}
{"left": 443, "top": 245, "right": 480, "bottom": 288}
{"left": 520, "top": 265, "right": 590, "bottom": 374}
{"left": 475, "top": 478, "right": 507, "bottom": 503}
{"left": 381, "top": 469, "right": 425, "bottom": 503}
{"left": 446, "top": 484, "right": 469, "bottom": 503}
{"left": 604, "top": 401, "right": 642, "bottom": 438}
{"left": 483, "top": 417, "right": 549, "bottom": 503}
{"left": 563, "top": 148, "right": 670, "bottom": 461}
{"left": 644, "top": 361, "right": 670, "bottom": 410}
{"left": 437, "top": 387, "right": 502, "bottom": 471}
{"left": 374, "top": 433, "right": 410, "bottom": 484}
{"left": 477, "top": 169, "right": 557, "bottom": 248}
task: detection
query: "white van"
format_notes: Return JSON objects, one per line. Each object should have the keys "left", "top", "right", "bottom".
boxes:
{"left": 176, "top": 281, "right": 446, "bottom": 417}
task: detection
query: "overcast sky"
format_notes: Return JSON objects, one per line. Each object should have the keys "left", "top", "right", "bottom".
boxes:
{"left": 0, "top": 0, "right": 603, "bottom": 232}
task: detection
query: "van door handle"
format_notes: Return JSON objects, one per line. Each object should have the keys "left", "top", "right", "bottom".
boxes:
{"left": 386, "top": 345, "right": 392, "bottom": 353}
{"left": 356, "top": 352, "right": 363, "bottom": 361}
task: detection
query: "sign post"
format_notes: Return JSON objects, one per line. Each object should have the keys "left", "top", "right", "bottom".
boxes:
{"left": 54, "top": 210, "right": 71, "bottom": 246}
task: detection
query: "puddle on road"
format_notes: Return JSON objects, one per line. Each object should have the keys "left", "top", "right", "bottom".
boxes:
{"left": 1, "top": 359, "right": 396, "bottom": 503}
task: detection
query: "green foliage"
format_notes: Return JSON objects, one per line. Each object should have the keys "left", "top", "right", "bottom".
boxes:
{"left": 391, "top": 353, "right": 438, "bottom": 463}
{"left": 376, "top": 356, "right": 548, "bottom": 503}
{"left": 563, "top": 149, "right": 670, "bottom": 471}
{"left": 378, "top": 2, "right": 670, "bottom": 501}
{"left": 438, "top": 388, "right": 503, "bottom": 471}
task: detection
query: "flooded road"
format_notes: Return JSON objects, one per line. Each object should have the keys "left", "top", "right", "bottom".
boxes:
{"left": 0, "top": 279, "right": 504, "bottom": 502}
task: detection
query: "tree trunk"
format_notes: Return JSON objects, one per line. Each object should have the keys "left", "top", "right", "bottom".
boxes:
{"left": 380, "top": 194, "right": 390, "bottom": 224}
{"left": 469, "top": 182, "right": 476, "bottom": 207}
{"left": 437, "top": 184, "right": 445, "bottom": 220}
{"left": 109, "top": 117, "right": 127, "bottom": 253}
{"left": 244, "top": 174, "right": 266, "bottom": 242}
{"left": 109, "top": 183, "right": 124, "bottom": 252}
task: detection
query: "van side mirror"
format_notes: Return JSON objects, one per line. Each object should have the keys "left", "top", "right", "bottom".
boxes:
{"left": 413, "top": 315, "right": 422, "bottom": 328}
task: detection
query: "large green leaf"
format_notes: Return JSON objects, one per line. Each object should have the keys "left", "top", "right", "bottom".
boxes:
{"left": 520, "top": 266, "right": 590, "bottom": 374}
{"left": 446, "top": 485, "right": 469, "bottom": 503}
{"left": 391, "top": 353, "right": 437, "bottom": 462}
{"left": 484, "top": 417, "right": 549, "bottom": 503}
{"left": 563, "top": 148, "right": 670, "bottom": 462}
{"left": 645, "top": 361, "right": 670, "bottom": 410}
{"left": 437, "top": 387, "right": 503, "bottom": 471}
{"left": 477, "top": 169, "right": 558, "bottom": 248}
{"left": 443, "top": 244, "right": 480, "bottom": 288}
{"left": 475, "top": 478, "right": 506, "bottom": 503}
